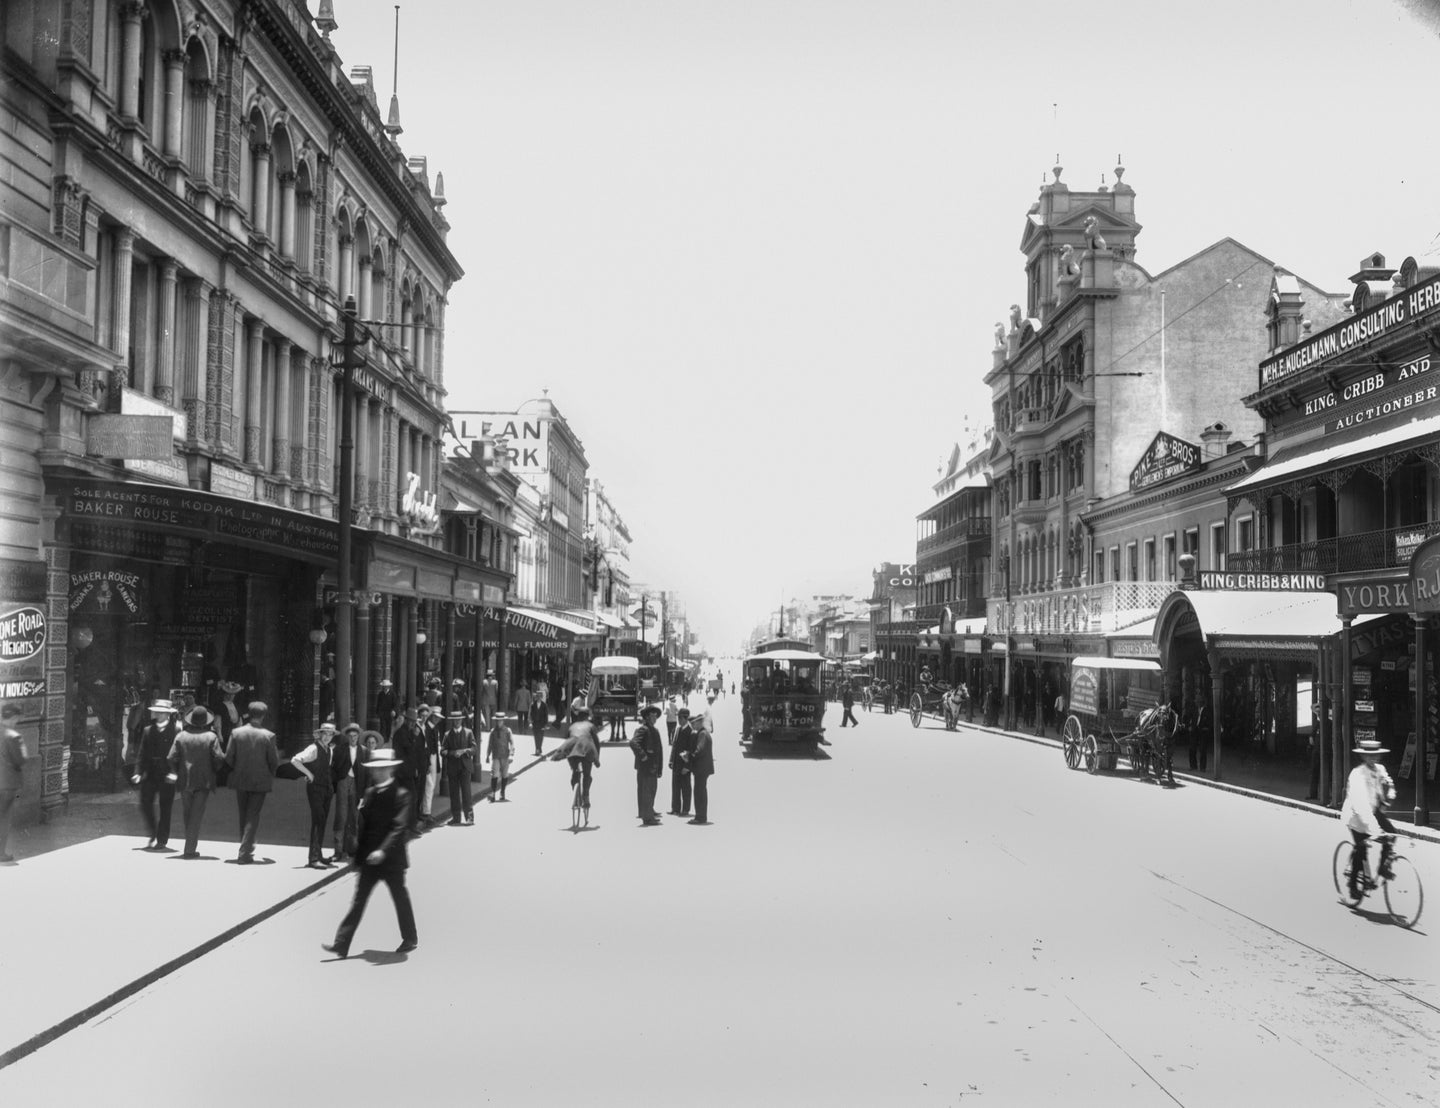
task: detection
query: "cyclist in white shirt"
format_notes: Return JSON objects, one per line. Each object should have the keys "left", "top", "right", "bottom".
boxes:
{"left": 1340, "top": 736, "right": 1397, "bottom": 890}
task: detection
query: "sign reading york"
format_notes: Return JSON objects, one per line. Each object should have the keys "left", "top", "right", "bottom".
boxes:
{"left": 0, "top": 606, "right": 47, "bottom": 662}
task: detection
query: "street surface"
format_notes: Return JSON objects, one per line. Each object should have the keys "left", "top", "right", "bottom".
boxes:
{"left": 2, "top": 693, "right": 1437, "bottom": 1106}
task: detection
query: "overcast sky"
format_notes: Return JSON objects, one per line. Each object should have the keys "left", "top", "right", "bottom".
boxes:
{"left": 330, "top": 0, "right": 1440, "bottom": 652}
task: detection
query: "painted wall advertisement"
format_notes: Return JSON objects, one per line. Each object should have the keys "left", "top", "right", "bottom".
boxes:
{"left": 0, "top": 559, "right": 48, "bottom": 713}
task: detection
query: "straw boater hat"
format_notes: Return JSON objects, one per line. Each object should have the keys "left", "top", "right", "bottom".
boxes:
{"left": 342, "top": 722, "right": 361, "bottom": 735}
{"left": 150, "top": 699, "right": 177, "bottom": 714}
{"left": 218, "top": 679, "right": 243, "bottom": 695}
{"left": 1353, "top": 737, "right": 1390, "bottom": 756}
{"left": 378, "top": 678, "right": 393, "bottom": 688}
{"left": 318, "top": 721, "right": 338, "bottom": 734}
{"left": 366, "top": 747, "right": 403, "bottom": 768}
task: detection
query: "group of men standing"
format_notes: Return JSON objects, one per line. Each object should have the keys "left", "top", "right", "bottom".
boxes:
{"left": 628, "top": 701, "right": 714, "bottom": 826}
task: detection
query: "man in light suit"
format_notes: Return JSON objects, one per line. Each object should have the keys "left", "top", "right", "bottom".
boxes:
{"left": 225, "top": 701, "right": 279, "bottom": 863}
{"left": 322, "top": 748, "right": 418, "bottom": 958}
{"left": 166, "top": 706, "right": 224, "bottom": 858}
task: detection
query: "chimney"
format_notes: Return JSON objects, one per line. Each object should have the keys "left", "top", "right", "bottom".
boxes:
{"left": 1200, "top": 421, "right": 1232, "bottom": 460}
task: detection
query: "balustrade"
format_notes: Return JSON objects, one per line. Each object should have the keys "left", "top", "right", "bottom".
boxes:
{"left": 1226, "top": 521, "right": 1440, "bottom": 575}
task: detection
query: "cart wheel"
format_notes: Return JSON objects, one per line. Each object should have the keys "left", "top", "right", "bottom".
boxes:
{"left": 1062, "top": 716, "right": 1083, "bottom": 770}
{"left": 909, "top": 693, "right": 923, "bottom": 728}
{"left": 1082, "top": 734, "right": 1099, "bottom": 774}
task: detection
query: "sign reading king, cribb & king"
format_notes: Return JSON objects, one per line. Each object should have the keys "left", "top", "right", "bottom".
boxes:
{"left": 1130, "top": 431, "right": 1202, "bottom": 492}
{"left": 1198, "top": 571, "right": 1329, "bottom": 592}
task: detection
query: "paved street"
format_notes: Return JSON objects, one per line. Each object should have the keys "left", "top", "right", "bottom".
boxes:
{"left": 1, "top": 694, "right": 1436, "bottom": 1106}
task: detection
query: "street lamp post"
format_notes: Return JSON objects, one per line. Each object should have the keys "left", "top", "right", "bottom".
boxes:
{"left": 334, "top": 296, "right": 359, "bottom": 729}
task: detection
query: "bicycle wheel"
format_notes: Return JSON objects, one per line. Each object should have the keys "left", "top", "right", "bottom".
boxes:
{"left": 1333, "top": 840, "right": 1363, "bottom": 906}
{"left": 1062, "top": 716, "right": 1083, "bottom": 770}
{"left": 1383, "top": 855, "right": 1424, "bottom": 928}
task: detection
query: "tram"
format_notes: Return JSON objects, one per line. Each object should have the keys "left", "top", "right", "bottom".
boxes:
{"left": 741, "top": 638, "right": 828, "bottom": 749}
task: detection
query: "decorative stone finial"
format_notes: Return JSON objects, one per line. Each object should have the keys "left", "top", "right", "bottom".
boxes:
{"left": 316, "top": 0, "right": 337, "bottom": 36}
{"left": 1114, "top": 156, "right": 1125, "bottom": 184}
{"left": 433, "top": 172, "right": 446, "bottom": 207}
{"left": 1052, "top": 159, "right": 1063, "bottom": 183}
{"left": 386, "top": 93, "right": 403, "bottom": 136}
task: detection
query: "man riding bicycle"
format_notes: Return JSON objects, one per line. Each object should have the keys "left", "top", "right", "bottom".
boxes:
{"left": 551, "top": 708, "right": 601, "bottom": 811}
{"left": 1340, "top": 736, "right": 1397, "bottom": 893}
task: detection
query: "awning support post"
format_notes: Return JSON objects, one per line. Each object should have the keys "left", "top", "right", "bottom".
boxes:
{"left": 1414, "top": 614, "right": 1431, "bottom": 828}
{"left": 1206, "top": 636, "right": 1223, "bottom": 782}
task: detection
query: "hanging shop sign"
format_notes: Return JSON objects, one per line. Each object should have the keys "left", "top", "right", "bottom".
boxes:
{"left": 1409, "top": 533, "right": 1440, "bottom": 615}
{"left": 1198, "top": 571, "right": 1328, "bottom": 592}
{"left": 924, "top": 566, "right": 952, "bottom": 585}
{"left": 0, "top": 606, "right": 46, "bottom": 662}
{"left": 69, "top": 567, "right": 144, "bottom": 617}
{"left": 1129, "top": 431, "right": 1201, "bottom": 492}
{"left": 1111, "top": 637, "right": 1160, "bottom": 659}
{"left": 400, "top": 473, "right": 441, "bottom": 535}
{"left": 1259, "top": 272, "right": 1440, "bottom": 388}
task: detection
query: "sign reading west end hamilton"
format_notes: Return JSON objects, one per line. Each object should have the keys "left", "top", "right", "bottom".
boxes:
{"left": 65, "top": 481, "right": 339, "bottom": 559}
{"left": 1198, "top": 571, "right": 1328, "bottom": 591}
{"left": 1129, "top": 431, "right": 1202, "bottom": 493}
{"left": 1259, "top": 272, "right": 1440, "bottom": 389}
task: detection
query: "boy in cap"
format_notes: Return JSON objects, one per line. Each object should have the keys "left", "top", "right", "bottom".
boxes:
{"left": 134, "top": 699, "right": 181, "bottom": 850}
{"left": 487, "top": 712, "right": 515, "bottom": 802}
{"left": 330, "top": 722, "right": 364, "bottom": 863}
{"left": 322, "top": 748, "right": 418, "bottom": 957}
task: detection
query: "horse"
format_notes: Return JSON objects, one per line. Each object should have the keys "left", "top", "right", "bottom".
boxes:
{"left": 942, "top": 685, "right": 970, "bottom": 731}
{"left": 1135, "top": 703, "right": 1179, "bottom": 786}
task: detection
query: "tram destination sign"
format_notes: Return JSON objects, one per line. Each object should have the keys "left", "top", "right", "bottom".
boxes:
{"left": 1198, "top": 572, "right": 1328, "bottom": 592}
{"left": 1130, "top": 432, "right": 1201, "bottom": 492}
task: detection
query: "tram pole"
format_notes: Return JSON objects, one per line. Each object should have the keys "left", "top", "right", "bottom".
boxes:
{"left": 334, "top": 296, "right": 358, "bottom": 729}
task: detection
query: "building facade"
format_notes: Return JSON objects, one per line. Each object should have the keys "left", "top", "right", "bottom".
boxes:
{"left": 983, "top": 163, "right": 1345, "bottom": 728}
{"left": 0, "top": 1, "right": 460, "bottom": 819}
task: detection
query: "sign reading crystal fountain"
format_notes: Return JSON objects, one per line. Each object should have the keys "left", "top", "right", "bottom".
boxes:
{"left": 400, "top": 472, "right": 441, "bottom": 535}
{"left": 1129, "top": 431, "right": 1201, "bottom": 492}
{"left": 447, "top": 412, "right": 549, "bottom": 475}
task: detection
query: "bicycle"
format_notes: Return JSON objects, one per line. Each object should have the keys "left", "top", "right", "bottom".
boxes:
{"left": 1332, "top": 833, "right": 1424, "bottom": 928}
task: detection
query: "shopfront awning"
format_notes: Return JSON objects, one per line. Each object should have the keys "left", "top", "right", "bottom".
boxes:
{"left": 1154, "top": 589, "right": 1341, "bottom": 660}
{"left": 501, "top": 606, "right": 603, "bottom": 650}
{"left": 1226, "top": 413, "right": 1440, "bottom": 496}
{"left": 1071, "top": 656, "right": 1162, "bottom": 673}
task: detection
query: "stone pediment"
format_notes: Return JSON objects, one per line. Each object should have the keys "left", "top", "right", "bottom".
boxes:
{"left": 1020, "top": 202, "right": 1139, "bottom": 253}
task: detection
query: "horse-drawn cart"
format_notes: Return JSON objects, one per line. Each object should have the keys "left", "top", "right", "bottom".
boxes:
{"left": 1060, "top": 657, "right": 1176, "bottom": 785}
{"left": 909, "top": 681, "right": 970, "bottom": 731}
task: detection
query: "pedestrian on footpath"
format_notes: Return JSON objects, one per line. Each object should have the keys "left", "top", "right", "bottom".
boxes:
{"left": 166, "top": 707, "right": 224, "bottom": 859}
{"left": 513, "top": 681, "right": 532, "bottom": 729}
{"left": 133, "top": 698, "right": 181, "bottom": 851}
{"left": 569, "top": 688, "right": 586, "bottom": 729}
{"left": 375, "top": 678, "right": 397, "bottom": 737}
{"left": 322, "top": 748, "right": 418, "bottom": 958}
{"left": 226, "top": 702, "right": 279, "bottom": 864}
{"left": 442, "top": 710, "right": 477, "bottom": 825}
{"left": 840, "top": 683, "right": 859, "bottom": 728}
{"left": 292, "top": 722, "right": 337, "bottom": 869}
{"left": 479, "top": 669, "right": 499, "bottom": 731}
{"left": 487, "top": 712, "right": 515, "bottom": 802}
{"left": 530, "top": 692, "right": 548, "bottom": 757}
{"left": 210, "top": 678, "right": 244, "bottom": 749}
{"left": 665, "top": 696, "right": 679, "bottom": 744}
{"left": 1, "top": 724, "right": 30, "bottom": 864}
{"left": 330, "top": 722, "right": 364, "bottom": 863}
{"left": 668, "top": 708, "right": 696, "bottom": 817}
{"left": 630, "top": 703, "right": 664, "bottom": 825}
{"left": 420, "top": 705, "right": 444, "bottom": 826}
{"left": 689, "top": 713, "right": 714, "bottom": 825}
{"left": 391, "top": 706, "right": 428, "bottom": 834}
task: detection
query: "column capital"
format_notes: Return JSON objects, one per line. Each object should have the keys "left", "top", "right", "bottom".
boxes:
{"left": 278, "top": 170, "right": 297, "bottom": 187}
{"left": 158, "top": 257, "right": 179, "bottom": 280}
{"left": 163, "top": 48, "right": 188, "bottom": 69}
{"left": 115, "top": 225, "right": 136, "bottom": 251}
{"left": 246, "top": 316, "right": 265, "bottom": 338}
{"left": 358, "top": 252, "right": 373, "bottom": 269}
{"left": 120, "top": 2, "right": 147, "bottom": 24}
{"left": 251, "top": 141, "right": 271, "bottom": 158}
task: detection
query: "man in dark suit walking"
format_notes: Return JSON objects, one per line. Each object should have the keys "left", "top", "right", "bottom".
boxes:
{"left": 442, "top": 711, "right": 477, "bottom": 825}
{"left": 133, "top": 698, "right": 181, "bottom": 850}
{"left": 668, "top": 708, "right": 697, "bottom": 817}
{"left": 225, "top": 701, "right": 279, "bottom": 864}
{"left": 629, "top": 703, "right": 664, "bottom": 825}
{"left": 689, "top": 714, "right": 714, "bottom": 825}
{"left": 390, "top": 706, "right": 428, "bottom": 833}
{"left": 322, "top": 748, "right": 418, "bottom": 958}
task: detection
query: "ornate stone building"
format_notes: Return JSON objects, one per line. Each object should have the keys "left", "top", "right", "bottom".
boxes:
{"left": 0, "top": 0, "right": 461, "bottom": 818}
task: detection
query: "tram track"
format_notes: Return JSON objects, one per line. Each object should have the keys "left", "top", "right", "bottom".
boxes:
{"left": 1146, "top": 868, "right": 1440, "bottom": 1019}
